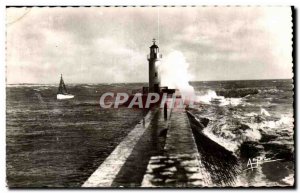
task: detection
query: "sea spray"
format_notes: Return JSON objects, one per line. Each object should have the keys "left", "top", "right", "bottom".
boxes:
{"left": 196, "top": 90, "right": 220, "bottom": 104}
{"left": 158, "top": 51, "right": 195, "bottom": 98}
{"left": 195, "top": 90, "right": 243, "bottom": 106}
{"left": 158, "top": 51, "right": 243, "bottom": 107}
{"left": 202, "top": 120, "right": 262, "bottom": 154}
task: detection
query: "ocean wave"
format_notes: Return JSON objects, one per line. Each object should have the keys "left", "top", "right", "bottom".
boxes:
{"left": 220, "top": 98, "right": 243, "bottom": 107}
{"left": 258, "top": 88, "right": 284, "bottom": 94}
{"left": 195, "top": 90, "right": 243, "bottom": 107}
{"left": 33, "top": 87, "right": 52, "bottom": 92}
{"left": 245, "top": 112, "right": 258, "bottom": 117}
{"left": 202, "top": 119, "right": 262, "bottom": 154}
{"left": 195, "top": 90, "right": 222, "bottom": 104}
{"left": 82, "top": 85, "right": 93, "bottom": 89}
{"left": 248, "top": 115, "right": 294, "bottom": 131}
{"left": 240, "top": 108, "right": 293, "bottom": 136}
{"left": 199, "top": 109, "right": 293, "bottom": 155}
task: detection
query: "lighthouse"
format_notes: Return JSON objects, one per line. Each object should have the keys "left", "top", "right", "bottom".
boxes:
{"left": 147, "top": 39, "right": 162, "bottom": 93}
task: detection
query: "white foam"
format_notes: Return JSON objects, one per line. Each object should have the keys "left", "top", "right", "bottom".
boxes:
{"left": 278, "top": 115, "right": 294, "bottom": 125}
{"left": 282, "top": 174, "right": 294, "bottom": 186}
{"left": 261, "top": 108, "right": 271, "bottom": 116}
{"left": 202, "top": 119, "right": 262, "bottom": 155}
{"left": 248, "top": 115, "right": 294, "bottom": 130}
{"left": 195, "top": 90, "right": 243, "bottom": 107}
{"left": 245, "top": 112, "right": 259, "bottom": 117}
{"left": 244, "top": 127, "right": 262, "bottom": 141}
{"left": 219, "top": 98, "right": 243, "bottom": 107}
{"left": 195, "top": 90, "right": 243, "bottom": 106}
{"left": 202, "top": 124, "right": 240, "bottom": 153}
{"left": 196, "top": 90, "right": 221, "bottom": 104}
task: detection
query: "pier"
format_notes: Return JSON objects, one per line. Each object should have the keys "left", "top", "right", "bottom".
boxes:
{"left": 82, "top": 105, "right": 212, "bottom": 188}
{"left": 82, "top": 39, "right": 222, "bottom": 188}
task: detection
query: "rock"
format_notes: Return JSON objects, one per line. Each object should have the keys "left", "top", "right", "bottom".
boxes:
{"left": 240, "top": 141, "right": 263, "bottom": 158}
{"left": 239, "top": 124, "right": 251, "bottom": 131}
{"left": 216, "top": 88, "right": 259, "bottom": 98}
{"left": 263, "top": 143, "right": 294, "bottom": 161}
{"left": 199, "top": 117, "right": 210, "bottom": 127}
{"left": 259, "top": 133, "right": 278, "bottom": 143}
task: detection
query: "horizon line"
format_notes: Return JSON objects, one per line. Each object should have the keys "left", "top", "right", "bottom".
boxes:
{"left": 6, "top": 78, "right": 293, "bottom": 85}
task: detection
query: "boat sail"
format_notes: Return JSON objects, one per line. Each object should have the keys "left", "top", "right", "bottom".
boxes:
{"left": 57, "top": 74, "right": 74, "bottom": 100}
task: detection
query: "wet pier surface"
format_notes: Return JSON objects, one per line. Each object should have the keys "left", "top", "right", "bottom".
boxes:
{"left": 82, "top": 106, "right": 240, "bottom": 188}
{"left": 142, "top": 109, "right": 212, "bottom": 187}
{"left": 111, "top": 108, "right": 170, "bottom": 187}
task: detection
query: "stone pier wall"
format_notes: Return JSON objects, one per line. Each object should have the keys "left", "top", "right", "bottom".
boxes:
{"left": 82, "top": 106, "right": 211, "bottom": 188}
{"left": 141, "top": 109, "right": 212, "bottom": 187}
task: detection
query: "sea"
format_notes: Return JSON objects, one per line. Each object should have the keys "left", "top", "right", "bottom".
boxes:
{"left": 6, "top": 79, "right": 294, "bottom": 187}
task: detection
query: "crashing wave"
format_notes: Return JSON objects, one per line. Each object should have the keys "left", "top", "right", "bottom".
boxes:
{"left": 248, "top": 115, "right": 293, "bottom": 131}
{"left": 202, "top": 119, "right": 262, "bottom": 154}
{"left": 195, "top": 90, "right": 243, "bottom": 106}
{"left": 195, "top": 90, "right": 221, "bottom": 104}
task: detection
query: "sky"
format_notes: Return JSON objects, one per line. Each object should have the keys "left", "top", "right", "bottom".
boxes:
{"left": 6, "top": 6, "right": 293, "bottom": 84}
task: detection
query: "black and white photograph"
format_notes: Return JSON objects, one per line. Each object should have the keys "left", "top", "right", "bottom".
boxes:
{"left": 5, "top": 5, "right": 295, "bottom": 188}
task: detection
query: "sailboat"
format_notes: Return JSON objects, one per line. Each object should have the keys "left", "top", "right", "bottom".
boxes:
{"left": 57, "top": 74, "right": 74, "bottom": 100}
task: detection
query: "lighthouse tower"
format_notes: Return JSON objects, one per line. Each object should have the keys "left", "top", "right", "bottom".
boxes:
{"left": 147, "top": 39, "right": 162, "bottom": 93}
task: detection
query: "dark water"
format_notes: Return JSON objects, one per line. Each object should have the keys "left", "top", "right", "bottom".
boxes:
{"left": 6, "top": 83, "right": 147, "bottom": 187}
{"left": 6, "top": 79, "right": 294, "bottom": 187}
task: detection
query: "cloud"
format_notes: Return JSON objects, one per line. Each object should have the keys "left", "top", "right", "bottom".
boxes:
{"left": 6, "top": 7, "right": 293, "bottom": 84}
